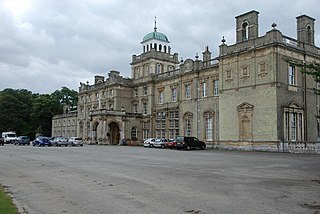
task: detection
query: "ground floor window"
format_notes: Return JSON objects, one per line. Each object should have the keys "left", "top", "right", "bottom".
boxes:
{"left": 143, "top": 122, "right": 149, "bottom": 140}
{"left": 284, "top": 103, "right": 304, "bottom": 141}
{"left": 204, "top": 112, "right": 214, "bottom": 141}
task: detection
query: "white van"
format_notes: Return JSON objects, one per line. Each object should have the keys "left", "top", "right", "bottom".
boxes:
{"left": 2, "top": 131, "right": 17, "bottom": 144}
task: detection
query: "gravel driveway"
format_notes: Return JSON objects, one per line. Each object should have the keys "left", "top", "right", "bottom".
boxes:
{"left": 0, "top": 145, "right": 319, "bottom": 214}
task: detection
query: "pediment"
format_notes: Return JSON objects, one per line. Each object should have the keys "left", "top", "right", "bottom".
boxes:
{"left": 237, "top": 102, "right": 254, "bottom": 110}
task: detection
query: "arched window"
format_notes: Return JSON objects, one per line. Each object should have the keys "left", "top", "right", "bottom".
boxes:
{"left": 143, "top": 46, "right": 145, "bottom": 53}
{"left": 154, "top": 43, "right": 157, "bottom": 51}
{"left": 307, "top": 25, "right": 312, "bottom": 44}
{"left": 159, "top": 44, "right": 162, "bottom": 52}
{"left": 147, "top": 44, "right": 149, "bottom": 51}
{"left": 242, "top": 22, "right": 249, "bottom": 41}
{"left": 164, "top": 46, "right": 167, "bottom": 53}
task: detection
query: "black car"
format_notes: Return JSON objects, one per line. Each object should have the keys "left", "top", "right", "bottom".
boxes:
{"left": 175, "top": 136, "right": 206, "bottom": 150}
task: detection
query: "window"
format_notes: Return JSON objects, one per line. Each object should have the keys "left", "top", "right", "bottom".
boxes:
{"left": 205, "top": 112, "right": 213, "bottom": 141}
{"left": 185, "top": 84, "right": 191, "bottom": 99}
{"left": 171, "top": 88, "right": 177, "bottom": 102}
{"left": 213, "top": 80, "right": 219, "bottom": 96}
{"left": 307, "top": 25, "right": 312, "bottom": 44}
{"left": 283, "top": 103, "right": 304, "bottom": 141}
{"left": 134, "top": 88, "right": 138, "bottom": 96}
{"left": 133, "top": 104, "right": 138, "bottom": 113}
{"left": 156, "top": 112, "right": 166, "bottom": 138}
{"left": 159, "top": 91, "right": 164, "bottom": 104}
{"left": 202, "top": 81, "right": 207, "bottom": 97}
{"left": 131, "top": 127, "right": 137, "bottom": 139}
{"left": 143, "top": 102, "right": 147, "bottom": 114}
{"left": 169, "top": 111, "right": 179, "bottom": 139}
{"left": 156, "top": 63, "right": 161, "bottom": 74}
{"left": 143, "top": 122, "right": 149, "bottom": 140}
{"left": 143, "top": 86, "right": 148, "bottom": 95}
{"left": 288, "top": 65, "right": 296, "bottom": 85}
{"left": 242, "top": 22, "right": 249, "bottom": 41}
{"left": 185, "top": 119, "right": 191, "bottom": 136}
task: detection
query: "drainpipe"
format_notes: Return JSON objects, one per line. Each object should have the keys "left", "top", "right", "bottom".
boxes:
{"left": 303, "top": 45, "right": 308, "bottom": 145}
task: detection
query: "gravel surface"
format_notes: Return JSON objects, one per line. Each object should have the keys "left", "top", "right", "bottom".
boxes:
{"left": 0, "top": 144, "right": 319, "bottom": 214}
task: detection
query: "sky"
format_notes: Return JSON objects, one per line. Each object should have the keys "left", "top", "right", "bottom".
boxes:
{"left": 0, "top": 0, "right": 319, "bottom": 94}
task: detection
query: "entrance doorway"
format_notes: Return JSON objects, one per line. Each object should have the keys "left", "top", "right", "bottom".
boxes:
{"left": 108, "top": 122, "right": 120, "bottom": 145}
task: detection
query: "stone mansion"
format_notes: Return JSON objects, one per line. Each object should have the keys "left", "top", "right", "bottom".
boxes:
{"left": 52, "top": 11, "right": 320, "bottom": 152}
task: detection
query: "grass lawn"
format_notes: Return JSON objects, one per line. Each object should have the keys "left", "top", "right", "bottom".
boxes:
{"left": 0, "top": 185, "right": 19, "bottom": 214}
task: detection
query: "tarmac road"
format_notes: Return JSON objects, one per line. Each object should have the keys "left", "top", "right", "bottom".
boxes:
{"left": 0, "top": 144, "right": 319, "bottom": 214}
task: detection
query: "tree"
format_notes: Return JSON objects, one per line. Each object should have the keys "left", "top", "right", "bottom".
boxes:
{"left": 31, "top": 94, "right": 62, "bottom": 137}
{"left": 0, "top": 89, "right": 34, "bottom": 136}
{"left": 52, "top": 87, "right": 78, "bottom": 109}
{"left": 289, "top": 61, "right": 320, "bottom": 95}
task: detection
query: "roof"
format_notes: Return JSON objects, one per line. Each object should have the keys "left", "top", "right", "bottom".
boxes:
{"left": 142, "top": 31, "right": 169, "bottom": 43}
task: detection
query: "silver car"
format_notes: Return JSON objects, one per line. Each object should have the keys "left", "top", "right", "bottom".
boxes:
{"left": 153, "top": 138, "right": 168, "bottom": 149}
{"left": 68, "top": 137, "right": 84, "bottom": 147}
{"left": 51, "top": 137, "right": 69, "bottom": 147}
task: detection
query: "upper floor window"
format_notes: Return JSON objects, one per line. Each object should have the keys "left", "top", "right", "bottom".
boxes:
{"left": 202, "top": 81, "right": 207, "bottom": 98}
{"left": 143, "top": 86, "right": 148, "bottom": 95}
{"left": 288, "top": 65, "right": 296, "bottom": 85}
{"left": 159, "top": 91, "right": 164, "bottom": 104}
{"left": 185, "top": 84, "right": 191, "bottom": 99}
{"left": 213, "top": 80, "right": 219, "bottom": 96}
{"left": 242, "top": 22, "right": 249, "bottom": 41}
{"left": 134, "top": 88, "right": 138, "bottom": 96}
{"left": 143, "top": 102, "right": 147, "bottom": 114}
{"left": 156, "top": 63, "right": 161, "bottom": 74}
{"left": 133, "top": 103, "right": 138, "bottom": 113}
{"left": 171, "top": 88, "right": 177, "bottom": 102}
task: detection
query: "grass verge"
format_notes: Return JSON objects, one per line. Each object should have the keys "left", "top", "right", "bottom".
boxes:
{"left": 0, "top": 185, "right": 19, "bottom": 214}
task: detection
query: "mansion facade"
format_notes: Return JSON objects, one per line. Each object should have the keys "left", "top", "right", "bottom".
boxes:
{"left": 52, "top": 11, "right": 320, "bottom": 152}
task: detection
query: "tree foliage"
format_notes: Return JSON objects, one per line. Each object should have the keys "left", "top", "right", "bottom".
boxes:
{"left": 289, "top": 61, "right": 320, "bottom": 95}
{"left": 0, "top": 87, "right": 78, "bottom": 138}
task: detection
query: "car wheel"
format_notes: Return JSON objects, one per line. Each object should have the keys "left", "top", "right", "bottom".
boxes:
{"left": 150, "top": 144, "right": 154, "bottom": 148}
{"left": 201, "top": 145, "right": 205, "bottom": 150}
{"left": 65, "top": 144, "right": 68, "bottom": 147}
{"left": 161, "top": 144, "right": 165, "bottom": 149}
{"left": 186, "top": 145, "right": 191, "bottom": 150}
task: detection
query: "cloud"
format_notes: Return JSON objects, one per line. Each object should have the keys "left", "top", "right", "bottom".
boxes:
{"left": 0, "top": 0, "right": 319, "bottom": 94}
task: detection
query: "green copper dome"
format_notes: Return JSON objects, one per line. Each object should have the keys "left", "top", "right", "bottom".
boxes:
{"left": 142, "top": 31, "right": 169, "bottom": 43}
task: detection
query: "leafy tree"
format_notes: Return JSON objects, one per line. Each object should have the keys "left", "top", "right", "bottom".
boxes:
{"left": 288, "top": 61, "right": 320, "bottom": 95}
{"left": 0, "top": 87, "right": 78, "bottom": 138}
{"left": 30, "top": 94, "right": 62, "bottom": 137}
{"left": 0, "top": 89, "right": 34, "bottom": 136}
{"left": 52, "top": 87, "right": 78, "bottom": 109}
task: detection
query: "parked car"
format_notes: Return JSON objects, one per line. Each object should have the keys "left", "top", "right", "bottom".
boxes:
{"left": 175, "top": 136, "right": 206, "bottom": 150}
{"left": 68, "top": 137, "right": 84, "bottom": 146}
{"left": 0, "top": 137, "right": 4, "bottom": 146}
{"left": 15, "top": 136, "right": 30, "bottom": 145}
{"left": 165, "top": 139, "right": 177, "bottom": 149}
{"left": 153, "top": 138, "right": 168, "bottom": 149}
{"left": 143, "top": 138, "right": 156, "bottom": 148}
{"left": 33, "top": 137, "right": 52, "bottom": 147}
{"left": 51, "top": 137, "right": 69, "bottom": 147}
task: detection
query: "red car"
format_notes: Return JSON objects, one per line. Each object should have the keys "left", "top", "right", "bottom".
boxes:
{"left": 165, "top": 139, "right": 177, "bottom": 149}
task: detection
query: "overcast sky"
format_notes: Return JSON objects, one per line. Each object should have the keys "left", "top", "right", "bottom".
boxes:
{"left": 1, "top": 0, "right": 319, "bottom": 94}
